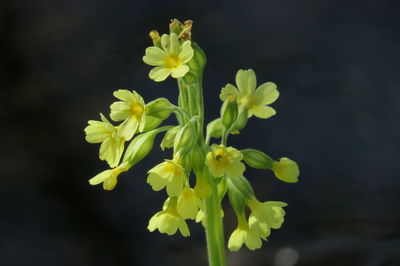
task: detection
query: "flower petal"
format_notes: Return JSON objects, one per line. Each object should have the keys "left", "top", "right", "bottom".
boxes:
{"left": 113, "top": 89, "right": 135, "bottom": 103}
{"left": 179, "top": 41, "right": 194, "bottom": 63}
{"left": 236, "top": 69, "right": 257, "bottom": 95}
{"left": 220, "top": 84, "right": 239, "bottom": 102}
{"left": 149, "top": 66, "right": 171, "bottom": 82}
{"left": 171, "top": 64, "right": 189, "bottom": 78}
{"left": 119, "top": 117, "right": 139, "bottom": 141}
{"left": 169, "top": 33, "right": 180, "bottom": 55}
{"left": 143, "top": 47, "right": 167, "bottom": 66}
{"left": 251, "top": 105, "right": 276, "bottom": 119}
{"left": 89, "top": 169, "right": 113, "bottom": 185}
{"left": 147, "top": 172, "right": 167, "bottom": 191}
{"left": 254, "top": 82, "right": 279, "bottom": 105}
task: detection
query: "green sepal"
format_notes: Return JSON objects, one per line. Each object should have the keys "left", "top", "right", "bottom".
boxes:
{"left": 241, "top": 149, "right": 273, "bottom": 169}
{"left": 227, "top": 175, "right": 255, "bottom": 202}
{"left": 221, "top": 99, "right": 238, "bottom": 129}
{"left": 123, "top": 126, "right": 172, "bottom": 165}
{"left": 230, "top": 107, "right": 249, "bottom": 132}
{"left": 146, "top": 98, "right": 174, "bottom": 120}
{"left": 187, "top": 42, "right": 206, "bottom": 74}
{"left": 160, "top": 125, "right": 181, "bottom": 151}
{"left": 227, "top": 180, "right": 246, "bottom": 217}
{"left": 143, "top": 115, "right": 164, "bottom": 132}
{"left": 206, "top": 118, "right": 224, "bottom": 139}
{"left": 173, "top": 116, "right": 198, "bottom": 155}
{"left": 217, "top": 177, "right": 228, "bottom": 201}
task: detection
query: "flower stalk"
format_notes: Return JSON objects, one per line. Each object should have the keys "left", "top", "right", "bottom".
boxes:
{"left": 84, "top": 19, "right": 300, "bottom": 266}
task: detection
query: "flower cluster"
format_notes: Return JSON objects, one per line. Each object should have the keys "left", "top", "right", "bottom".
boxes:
{"left": 84, "top": 18, "right": 300, "bottom": 257}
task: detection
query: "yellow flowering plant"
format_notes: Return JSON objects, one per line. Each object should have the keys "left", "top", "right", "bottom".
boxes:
{"left": 84, "top": 19, "right": 300, "bottom": 266}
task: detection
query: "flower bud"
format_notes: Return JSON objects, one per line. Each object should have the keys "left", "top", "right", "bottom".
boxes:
{"left": 206, "top": 118, "right": 224, "bottom": 139}
{"left": 227, "top": 181, "right": 246, "bottom": 217}
{"left": 123, "top": 127, "right": 170, "bottom": 165}
{"left": 173, "top": 117, "right": 197, "bottom": 155}
{"left": 272, "top": 157, "right": 299, "bottom": 183}
{"left": 221, "top": 96, "right": 238, "bottom": 129}
{"left": 187, "top": 42, "right": 206, "bottom": 73}
{"left": 241, "top": 149, "right": 273, "bottom": 169}
{"left": 160, "top": 125, "right": 181, "bottom": 151}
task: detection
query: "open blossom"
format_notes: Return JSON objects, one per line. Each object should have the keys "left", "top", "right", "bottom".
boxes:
{"left": 177, "top": 188, "right": 203, "bottom": 220}
{"left": 272, "top": 157, "right": 299, "bottom": 183}
{"left": 228, "top": 214, "right": 262, "bottom": 251}
{"left": 88, "top": 162, "right": 129, "bottom": 190}
{"left": 148, "top": 197, "right": 190, "bottom": 237}
{"left": 220, "top": 69, "right": 279, "bottom": 119}
{"left": 143, "top": 33, "right": 194, "bottom": 82}
{"left": 84, "top": 113, "right": 125, "bottom": 168}
{"left": 147, "top": 155, "right": 186, "bottom": 197}
{"left": 110, "top": 89, "right": 146, "bottom": 141}
{"left": 205, "top": 144, "right": 245, "bottom": 178}
{"left": 247, "top": 198, "right": 287, "bottom": 237}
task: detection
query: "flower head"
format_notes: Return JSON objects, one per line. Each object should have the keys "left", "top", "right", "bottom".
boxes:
{"left": 228, "top": 214, "right": 262, "bottom": 251}
{"left": 272, "top": 157, "right": 300, "bottom": 183}
{"left": 84, "top": 113, "right": 125, "bottom": 168}
{"left": 143, "top": 33, "right": 194, "bottom": 82}
{"left": 110, "top": 89, "right": 146, "bottom": 141}
{"left": 177, "top": 188, "right": 203, "bottom": 220}
{"left": 148, "top": 197, "right": 190, "bottom": 237}
{"left": 220, "top": 69, "right": 279, "bottom": 119}
{"left": 147, "top": 155, "right": 186, "bottom": 197}
{"left": 205, "top": 144, "right": 245, "bottom": 178}
{"left": 248, "top": 199, "right": 287, "bottom": 230}
{"left": 89, "top": 162, "right": 129, "bottom": 190}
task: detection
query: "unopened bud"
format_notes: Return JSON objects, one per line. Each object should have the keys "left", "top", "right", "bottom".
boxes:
{"left": 173, "top": 117, "right": 197, "bottom": 154}
{"left": 221, "top": 96, "right": 238, "bottom": 129}
{"left": 160, "top": 125, "right": 181, "bottom": 150}
{"left": 241, "top": 149, "right": 273, "bottom": 169}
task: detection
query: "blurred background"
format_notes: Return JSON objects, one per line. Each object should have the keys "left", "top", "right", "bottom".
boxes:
{"left": 1, "top": 0, "right": 399, "bottom": 265}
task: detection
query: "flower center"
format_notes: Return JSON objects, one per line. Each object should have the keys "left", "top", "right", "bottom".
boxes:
{"left": 164, "top": 54, "right": 181, "bottom": 69}
{"left": 131, "top": 103, "right": 144, "bottom": 119}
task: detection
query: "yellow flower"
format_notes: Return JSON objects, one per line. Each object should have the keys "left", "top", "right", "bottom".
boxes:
{"left": 177, "top": 188, "right": 203, "bottom": 220}
{"left": 247, "top": 199, "right": 287, "bottom": 230}
{"left": 147, "top": 155, "right": 186, "bottom": 197}
{"left": 84, "top": 113, "right": 125, "bottom": 168}
{"left": 88, "top": 162, "right": 129, "bottom": 190}
{"left": 228, "top": 214, "right": 262, "bottom": 251}
{"left": 220, "top": 69, "right": 279, "bottom": 119}
{"left": 148, "top": 197, "right": 190, "bottom": 237}
{"left": 272, "top": 157, "right": 300, "bottom": 183}
{"left": 110, "top": 89, "right": 146, "bottom": 141}
{"left": 143, "top": 33, "right": 194, "bottom": 82}
{"left": 205, "top": 144, "right": 245, "bottom": 178}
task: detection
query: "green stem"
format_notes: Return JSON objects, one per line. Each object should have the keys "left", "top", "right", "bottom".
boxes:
{"left": 203, "top": 169, "right": 227, "bottom": 266}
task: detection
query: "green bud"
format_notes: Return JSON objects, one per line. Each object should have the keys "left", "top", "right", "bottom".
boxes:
{"left": 227, "top": 175, "right": 255, "bottom": 202}
{"left": 160, "top": 125, "right": 181, "bottom": 151}
{"left": 241, "top": 149, "right": 273, "bottom": 169}
{"left": 173, "top": 117, "right": 197, "bottom": 154}
{"left": 206, "top": 118, "right": 224, "bottom": 139}
{"left": 146, "top": 98, "right": 174, "bottom": 120}
{"left": 221, "top": 97, "right": 238, "bottom": 129}
{"left": 143, "top": 115, "right": 163, "bottom": 132}
{"left": 231, "top": 107, "right": 248, "bottom": 132}
{"left": 123, "top": 127, "right": 171, "bottom": 165}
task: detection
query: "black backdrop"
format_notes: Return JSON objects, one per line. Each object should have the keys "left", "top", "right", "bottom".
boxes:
{"left": 1, "top": 0, "right": 399, "bottom": 265}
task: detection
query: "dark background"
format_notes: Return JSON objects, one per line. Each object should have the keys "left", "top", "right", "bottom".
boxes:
{"left": 1, "top": 0, "right": 399, "bottom": 265}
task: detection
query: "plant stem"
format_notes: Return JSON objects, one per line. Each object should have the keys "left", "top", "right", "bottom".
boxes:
{"left": 203, "top": 169, "right": 227, "bottom": 266}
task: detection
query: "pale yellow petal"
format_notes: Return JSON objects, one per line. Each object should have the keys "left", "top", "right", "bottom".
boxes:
{"left": 236, "top": 69, "right": 257, "bottom": 95}
{"left": 149, "top": 66, "right": 171, "bottom": 82}
{"left": 220, "top": 84, "right": 239, "bottom": 102}
{"left": 171, "top": 64, "right": 189, "bottom": 78}
{"left": 251, "top": 105, "right": 276, "bottom": 119}
{"left": 89, "top": 169, "right": 113, "bottom": 185}
{"left": 179, "top": 41, "right": 194, "bottom": 63}
{"left": 143, "top": 47, "right": 167, "bottom": 66}
{"left": 254, "top": 82, "right": 279, "bottom": 105}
